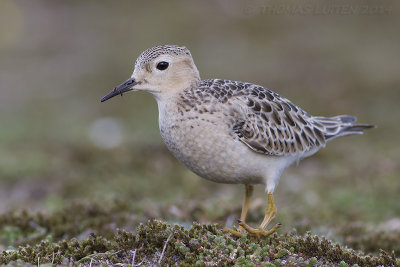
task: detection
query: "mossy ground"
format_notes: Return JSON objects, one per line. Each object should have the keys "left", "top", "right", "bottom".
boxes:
{"left": 0, "top": 200, "right": 399, "bottom": 266}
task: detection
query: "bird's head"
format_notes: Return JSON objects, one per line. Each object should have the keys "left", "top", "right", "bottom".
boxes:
{"left": 101, "top": 45, "right": 200, "bottom": 102}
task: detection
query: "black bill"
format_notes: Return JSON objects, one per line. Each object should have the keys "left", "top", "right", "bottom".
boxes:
{"left": 101, "top": 78, "right": 138, "bottom": 102}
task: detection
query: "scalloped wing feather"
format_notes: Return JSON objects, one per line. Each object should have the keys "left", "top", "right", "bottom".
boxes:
{"left": 190, "top": 79, "right": 372, "bottom": 157}
{"left": 196, "top": 79, "right": 328, "bottom": 156}
{"left": 231, "top": 88, "right": 327, "bottom": 156}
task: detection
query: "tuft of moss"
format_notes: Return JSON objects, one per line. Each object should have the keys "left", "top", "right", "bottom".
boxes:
{"left": 0, "top": 220, "right": 398, "bottom": 266}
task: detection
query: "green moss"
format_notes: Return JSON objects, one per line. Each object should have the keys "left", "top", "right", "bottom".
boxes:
{"left": 0, "top": 219, "right": 398, "bottom": 266}
{"left": 309, "top": 256, "right": 317, "bottom": 265}
{"left": 275, "top": 248, "right": 288, "bottom": 258}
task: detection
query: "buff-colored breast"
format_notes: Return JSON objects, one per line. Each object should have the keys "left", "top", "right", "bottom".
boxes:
{"left": 157, "top": 99, "right": 294, "bottom": 186}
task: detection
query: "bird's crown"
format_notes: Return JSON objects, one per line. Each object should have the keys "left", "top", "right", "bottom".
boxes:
{"left": 134, "top": 45, "right": 192, "bottom": 70}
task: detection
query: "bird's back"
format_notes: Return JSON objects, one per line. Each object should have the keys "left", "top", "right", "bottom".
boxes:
{"left": 174, "top": 79, "right": 374, "bottom": 158}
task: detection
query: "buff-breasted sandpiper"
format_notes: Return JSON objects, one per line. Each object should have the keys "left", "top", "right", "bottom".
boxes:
{"left": 101, "top": 45, "right": 374, "bottom": 238}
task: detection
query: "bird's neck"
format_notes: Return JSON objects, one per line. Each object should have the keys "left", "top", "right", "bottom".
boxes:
{"left": 153, "top": 78, "right": 200, "bottom": 103}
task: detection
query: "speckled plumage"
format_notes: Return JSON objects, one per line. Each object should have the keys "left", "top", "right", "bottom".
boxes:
{"left": 102, "top": 45, "right": 374, "bottom": 236}
{"left": 158, "top": 76, "right": 373, "bottom": 192}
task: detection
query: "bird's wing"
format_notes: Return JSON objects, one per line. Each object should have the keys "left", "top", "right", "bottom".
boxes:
{"left": 201, "top": 79, "right": 327, "bottom": 156}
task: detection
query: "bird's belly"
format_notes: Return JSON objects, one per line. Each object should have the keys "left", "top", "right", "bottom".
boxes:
{"left": 160, "top": 120, "right": 265, "bottom": 184}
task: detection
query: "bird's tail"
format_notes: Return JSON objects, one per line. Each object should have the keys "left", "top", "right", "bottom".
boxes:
{"left": 313, "top": 115, "right": 375, "bottom": 142}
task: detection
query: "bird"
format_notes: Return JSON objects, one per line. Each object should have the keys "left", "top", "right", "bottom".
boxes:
{"left": 101, "top": 45, "right": 374, "bottom": 238}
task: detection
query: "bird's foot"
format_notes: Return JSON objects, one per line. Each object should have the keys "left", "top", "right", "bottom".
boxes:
{"left": 224, "top": 220, "right": 281, "bottom": 238}
{"left": 223, "top": 227, "right": 245, "bottom": 237}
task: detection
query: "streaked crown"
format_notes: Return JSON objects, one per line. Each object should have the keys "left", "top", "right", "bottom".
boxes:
{"left": 134, "top": 45, "right": 192, "bottom": 70}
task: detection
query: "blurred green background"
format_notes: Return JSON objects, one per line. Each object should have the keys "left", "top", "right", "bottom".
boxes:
{"left": 0, "top": 0, "right": 399, "bottom": 242}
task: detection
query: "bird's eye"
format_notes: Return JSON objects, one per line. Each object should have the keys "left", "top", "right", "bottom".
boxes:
{"left": 156, "top": 61, "right": 169, "bottom": 70}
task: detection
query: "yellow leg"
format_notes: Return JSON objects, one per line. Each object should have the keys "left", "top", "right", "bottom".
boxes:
{"left": 259, "top": 193, "right": 277, "bottom": 229}
{"left": 238, "top": 185, "right": 254, "bottom": 232}
{"left": 223, "top": 185, "right": 253, "bottom": 236}
{"left": 225, "top": 192, "right": 281, "bottom": 238}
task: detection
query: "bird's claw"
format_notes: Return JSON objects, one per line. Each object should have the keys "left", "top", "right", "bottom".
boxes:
{"left": 224, "top": 220, "right": 281, "bottom": 238}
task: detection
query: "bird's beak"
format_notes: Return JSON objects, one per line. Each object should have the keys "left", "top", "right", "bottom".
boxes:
{"left": 100, "top": 77, "right": 139, "bottom": 102}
